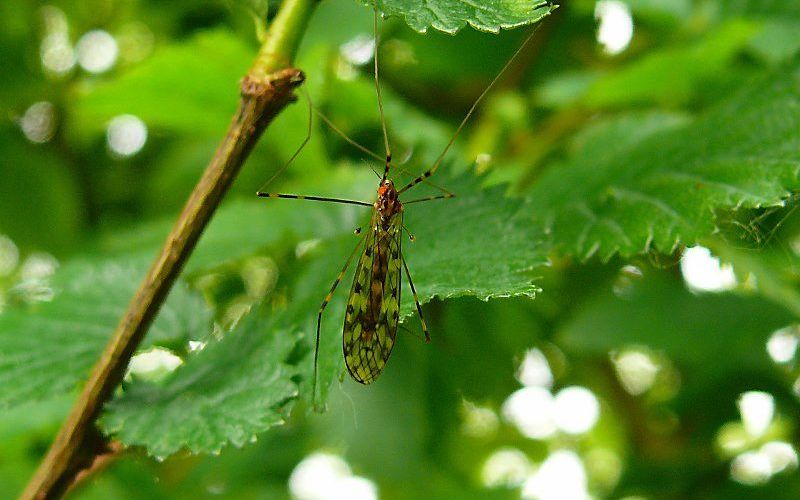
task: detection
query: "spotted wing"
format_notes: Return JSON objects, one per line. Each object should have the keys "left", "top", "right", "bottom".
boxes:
{"left": 342, "top": 211, "right": 403, "bottom": 384}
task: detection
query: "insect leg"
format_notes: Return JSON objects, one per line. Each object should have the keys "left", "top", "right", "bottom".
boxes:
{"left": 315, "top": 108, "right": 383, "bottom": 166}
{"left": 397, "top": 7, "right": 554, "bottom": 194}
{"left": 398, "top": 322, "right": 425, "bottom": 342}
{"left": 402, "top": 194, "right": 456, "bottom": 205}
{"left": 400, "top": 253, "right": 430, "bottom": 343}
{"left": 372, "top": 2, "right": 392, "bottom": 178}
{"left": 256, "top": 85, "right": 314, "bottom": 194}
{"left": 256, "top": 193, "right": 373, "bottom": 207}
{"left": 313, "top": 232, "right": 367, "bottom": 408}
{"left": 395, "top": 165, "right": 455, "bottom": 197}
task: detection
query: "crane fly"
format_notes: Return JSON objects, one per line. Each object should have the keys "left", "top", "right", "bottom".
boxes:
{"left": 257, "top": 2, "right": 554, "bottom": 404}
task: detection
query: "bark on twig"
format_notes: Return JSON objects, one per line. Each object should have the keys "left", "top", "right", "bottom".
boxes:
{"left": 22, "top": 1, "right": 316, "bottom": 497}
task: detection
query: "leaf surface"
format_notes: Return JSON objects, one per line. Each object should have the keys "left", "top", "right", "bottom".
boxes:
{"left": 0, "top": 259, "right": 211, "bottom": 409}
{"left": 372, "top": 0, "right": 555, "bottom": 33}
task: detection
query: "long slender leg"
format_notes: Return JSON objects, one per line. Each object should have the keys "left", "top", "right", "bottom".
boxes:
{"left": 313, "top": 232, "right": 367, "bottom": 408}
{"left": 396, "top": 164, "right": 455, "bottom": 197}
{"left": 315, "top": 106, "right": 383, "bottom": 165}
{"left": 256, "top": 88, "right": 314, "bottom": 194}
{"left": 259, "top": 84, "right": 381, "bottom": 191}
{"left": 396, "top": 8, "right": 554, "bottom": 194}
{"left": 256, "top": 192, "right": 373, "bottom": 207}
{"left": 400, "top": 254, "right": 430, "bottom": 343}
{"left": 372, "top": 2, "right": 392, "bottom": 177}
{"left": 402, "top": 194, "right": 455, "bottom": 205}
{"left": 398, "top": 322, "right": 425, "bottom": 342}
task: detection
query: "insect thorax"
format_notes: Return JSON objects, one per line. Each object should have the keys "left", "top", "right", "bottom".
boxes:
{"left": 376, "top": 178, "right": 402, "bottom": 227}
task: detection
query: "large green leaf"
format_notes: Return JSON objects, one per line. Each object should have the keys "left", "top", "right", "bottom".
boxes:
{"left": 0, "top": 128, "right": 82, "bottom": 252}
{"left": 371, "top": 0, "right": 555, "bottom": 33}
{"left": 558, "top": 274, "right": 793, "bottom": 379}
{"left": 0, "top": 259, "right": 212, "bottom": 409}
{"left": 101, "top": 312, "right": 300, "bottom": 457}
{"left": 584, "top": 22, "right": 757, "bottom": 109}
{"left": 523, "top": 63, "right": 800, "bottom": 261}
{"left": 72, "top": 30, "right": 252, "bottom": 137}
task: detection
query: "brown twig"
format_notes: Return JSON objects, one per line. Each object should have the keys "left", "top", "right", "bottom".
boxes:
{"left": 21, "top": 1, "right": 317, "bottom": 498}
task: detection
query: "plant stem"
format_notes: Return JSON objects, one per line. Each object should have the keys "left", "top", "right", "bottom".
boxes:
{"left": 21, "top": 1, "right": 317, "bottom": 498}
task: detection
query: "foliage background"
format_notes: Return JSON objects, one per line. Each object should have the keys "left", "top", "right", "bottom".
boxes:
{"left": 1, "top": 0, "right": 800, "bottom": 497}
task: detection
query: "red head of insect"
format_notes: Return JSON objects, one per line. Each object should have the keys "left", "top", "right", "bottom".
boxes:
{"left": 376, "top": 179, "right": 401, "bottom": 223}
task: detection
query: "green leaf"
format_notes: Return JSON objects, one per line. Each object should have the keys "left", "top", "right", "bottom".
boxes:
{"left": 718, "top": 0, "right": 800, "bottom": 20}
{"left": 584, "top": 21, "right": 757, "bottom": 108}
{"left": 371, "top": 0, "right": 555, "bottom": 34}
{"left": 0, "top": 259, "right": 211, "bottom": 409}
{"left": 558, "top": 273, "right": 792, "bottom": 379}
{"left": 523, "top": 62, "right": 800, "bottom": 260}
{"left": 747, "top": 20, "right": 800, "bottom": 64}
{"left": 100, "top": 311, "right": 300, "bottom": 457}
{"left": 72, "top": 30, "right": 253, "bottom": 137}
{"left": 0, "top": 128, "right": 82, "bottom": 252}
{"left": 566, "top": 111, "right": 692, "bottom": 165}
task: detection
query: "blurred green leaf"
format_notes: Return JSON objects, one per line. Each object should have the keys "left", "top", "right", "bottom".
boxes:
{"left": 718, "top": 0, "right": 800, "bottom": 19}
{"left": 0, "top": 259, "right": 211, "bottom": 409}
{"left": 626, "top": 0, "right": 692, "bottom": 21}
{"left": 558, "top": 273, "right": 792, "bottom": 379}
{"left": 566, "top": 111, "right": 692, "bottom": 165}
{"left": 73, "top": 30, "right": 253, "bottom": 137}
{"left": 0, "top": 128, "right": 82, "bottom": 252}
{"left": 747, "top": 20, "right": 800, "bottom": 64}
{"left": 584, "top": 22, "right": 757, "bottom": 108}
{"left": 371, "top": 0, "right": 555, "bottom": 34}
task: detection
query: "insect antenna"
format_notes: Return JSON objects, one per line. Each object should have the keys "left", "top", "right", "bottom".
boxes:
{"left": 359, "top": 159, "right": 383, "bottom": 179}
{"left": 398, "top": 4, "right": 556, "bottom": 194}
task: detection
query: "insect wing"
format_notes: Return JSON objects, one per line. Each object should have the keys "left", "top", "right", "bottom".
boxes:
{"left": 343, "top": 212, "right": 403, "bottom": 384}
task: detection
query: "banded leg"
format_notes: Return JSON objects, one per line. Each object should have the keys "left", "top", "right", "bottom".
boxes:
{"left": 313, "top": 233, "right": 367, "bottom": 407}
{"left": 402, "top": 194, "right": 456, "bottom": 205}
{"left": 259, "top": 85, "right": 382, "bottom": 191}
{"left": 255, "top": 88, "right": 375, "bottom": 208}
{"left": 256, "top": 192, "right": 372, "bottom": 207}
{"left": 400, "top": 254, "right": 430, "bottom": 343}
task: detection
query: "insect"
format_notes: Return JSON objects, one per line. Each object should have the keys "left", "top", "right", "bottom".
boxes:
{"left": 258, "top": 3, "right": 554, "bottom": 402}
